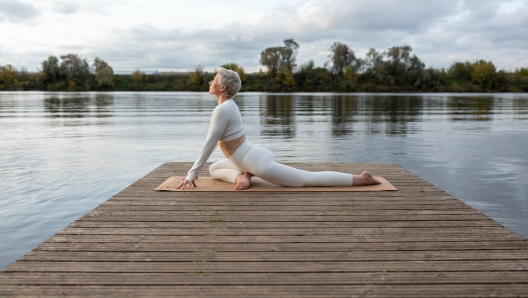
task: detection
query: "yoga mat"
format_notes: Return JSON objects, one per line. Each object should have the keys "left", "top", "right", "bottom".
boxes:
{"left": 155, "top": 176, "right": 397, "bottom": 192}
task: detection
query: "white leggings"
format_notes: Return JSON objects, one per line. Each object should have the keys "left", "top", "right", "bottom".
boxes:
{"left": 209, "top": 140, "right": 353, "bottom": 187}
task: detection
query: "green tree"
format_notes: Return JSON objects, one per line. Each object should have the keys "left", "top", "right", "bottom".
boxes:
{"left": 221, "top": 62, "right": 246, "bottom": 82}
{"left": 260, "top": 39, "right": 300, "bottom": 76}
{"left": 385, "top": 45, "right": 424, "bottom": 85}
{"left": 281, "top": 39, "right": 300, "bottom": 72}
{"left": 343, "top": 65, "right": 358, "bottom": 87}
{"left": 96, "top": 66, "right": 114, "bottom": 87}
{"left": 471, "top": 60, "right": 496, "bottom": 89}
{"left": 93, "top": 57, "right": 109, "bottom": 73}
{"left": 0, "top": 64, "right": 18, "bottom": 90}
{"left": 93, "top": 57, "right": 114, "bottom": 87}
{"left": 513, "top": 69, "right": 523, "bottom": 86}
{"left": 131, "top": 69, "right": 147, "bottom": 84}
{"left": 60, "top": 54, "right": 90, "bottom": 80}
{"left": 363, "top": 48, "right": 389, "bottom": 84}
{"left": 404, "top": 55, "right": 426, "bottom": 86}
{"left": 329, "top": 42, "right": 356, "bottom": 75}
{"left": 280, "top": 66, "right": 295, "bottom": 87}
{"left": 260, "top": 47, "right": 282, "bottom": 76}
{"left": 41, "top": 55, "right": 60, "bottom": 82}
{"left": 188, "top": 65, "right": 204, "bottom": 88}
{"left": 60, "top": 54, "right": 91, "bottom": 90}
{"left": 448, "top": 61, "right": 473, "bottom": 82}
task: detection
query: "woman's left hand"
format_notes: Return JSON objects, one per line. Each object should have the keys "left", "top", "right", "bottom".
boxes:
{"left": 176, "top": 176, "right": 198, "bottom": 190}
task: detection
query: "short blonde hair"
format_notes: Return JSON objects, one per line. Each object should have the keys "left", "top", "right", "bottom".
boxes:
{"left": 217, "top": 67, "right": 241, "bottom": 98}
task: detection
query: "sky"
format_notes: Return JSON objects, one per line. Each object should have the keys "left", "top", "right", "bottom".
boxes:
{"left": 1, "top": 0, "right": 527, "bottom": 73}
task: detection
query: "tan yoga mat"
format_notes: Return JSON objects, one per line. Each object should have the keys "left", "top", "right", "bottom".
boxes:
{"left": 155, "top": 176, "right": 397, "bottom": 192}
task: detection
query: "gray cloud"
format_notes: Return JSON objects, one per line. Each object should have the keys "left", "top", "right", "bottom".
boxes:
{"left": 0, "top": 0, "right": 39, "bottom": 22}
{"left": 52, "top": 2, "right": 80, "bottom": 15}
{"left": 92, "top": 0, "right": 525, "bottom": 71}
{"left": 4, "top": 0, "right": 528, "bottom": 72}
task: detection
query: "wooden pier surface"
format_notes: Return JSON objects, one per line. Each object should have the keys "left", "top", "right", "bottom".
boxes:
{"left": 1, "top": 162, "right": 527, "bottom": 297}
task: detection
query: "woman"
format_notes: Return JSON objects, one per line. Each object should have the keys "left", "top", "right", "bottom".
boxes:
{"left": 177, "top": 68, "right": 381, "bottom": 190}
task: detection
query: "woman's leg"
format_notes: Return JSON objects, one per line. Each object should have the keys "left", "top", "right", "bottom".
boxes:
{"left": 259, "top": 161, "right": 353, "bottom": 187}
{"left": 235, "top": 144, "right": 352, "bottom": 187}
{"left": 229, "top": 141, "right": 380, "bottom": 188}
{"left": 259, "top": 162, "right": 380, "bottom": 187}
{"left": 209, "top": 159, "right": 244, "bottom": 183}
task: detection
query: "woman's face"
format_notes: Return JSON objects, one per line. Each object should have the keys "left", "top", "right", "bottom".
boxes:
{"left": 208, "top": 74, "right": 225, "bottom": 95}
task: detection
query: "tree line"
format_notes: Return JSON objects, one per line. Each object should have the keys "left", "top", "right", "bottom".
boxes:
{"left": 1, "top": 39, "right": 527, "bottom": 92}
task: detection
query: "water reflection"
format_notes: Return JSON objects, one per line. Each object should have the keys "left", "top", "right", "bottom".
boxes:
{"left": 260, "top": 95, "right": 296, "bottom": 138}
{"left": 43, "top": 94, "right": 114, "bottom": 119}
{"left": 32, "top": 93, "right": 528, "bottom": 135}
{"left": 331, "top": 96, "right": 358, "bottom": 137}
{"left": 447, "top": 97, "right": 494, "bottom": 121}
{"left": 95, "top": 94, "right": 114, "bottom": 118}
{"left": 44, "top": 96, "right": 91, "bottom": 118}
{"left": 364, "top": 96, "right": 423, "bottom": 135}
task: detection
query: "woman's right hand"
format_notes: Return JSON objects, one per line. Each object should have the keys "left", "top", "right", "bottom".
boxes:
{"left": 176, "top": 176, "right": 198, "bottom": 190}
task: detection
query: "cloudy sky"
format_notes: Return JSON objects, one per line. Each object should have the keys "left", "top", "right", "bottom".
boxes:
{"left": 1, "top": 0, "right": 527, "bottom": 73}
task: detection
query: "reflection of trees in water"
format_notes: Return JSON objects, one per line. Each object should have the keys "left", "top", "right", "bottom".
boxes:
{"left": 95, "top": 94, "right": 114, "bottom": 118}
{"left": 512, "top": 97, "right": 528, "bottom": 116}
{"left": 258, "top": 94, "right": 427, "bottom": 137}
{"left": 44, "top": 96, "right": 90, "bottom": 118}
{"left": 297, "top": 95, "right": 315, "bottom": 115}
{"left": 378, "top": 96, "right": 423, "bottom": 135}
{"left": 43, "top": 97, "right": 62, "bottom": 115}
{"left": 447, "top": 97, "right": 494, "bottom": 121}
{"left": 260, "top": 95, "right": 296, "bottom": 138}
{"left": 331, "top": 95, "right": 423, "bottom": 136}
{"left": 43, "top": 94, "right": 114, "bottom": 120}
{"left": 331, "top": 96, "right": 358, "bottom": 137}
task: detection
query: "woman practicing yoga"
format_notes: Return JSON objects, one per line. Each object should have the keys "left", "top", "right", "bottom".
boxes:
{"left": 177, "top": 68, "right": 381, "bottom": 190}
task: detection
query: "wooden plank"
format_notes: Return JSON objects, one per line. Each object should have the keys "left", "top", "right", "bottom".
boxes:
{"left": 76, "top": 214, "right": 492, "bottom": 222}
{"left": 5, "top": 260, "right": 528, "bottom": 273}
{"left": 19, "top": 250, "right": 528, "bottom": 262}
{"left": 83, "top": 210, "right": 482, "bottom": 216}
{"left": 2, "top": 285, "right": 528, "bottom": 298}
{"left": 2, "top": 272, "right": 528, "bottom": 285}
{"left": 96, "top": 203, "right": 475, "bottom": 210}
{"left": 68, "top": 220, "right": 504, "bottom": 228}
{"left": 46, "top": 234, "right": 525, "bottom": 243}
{"left": 56, "top": 227, "right": 515, "bottom": 235}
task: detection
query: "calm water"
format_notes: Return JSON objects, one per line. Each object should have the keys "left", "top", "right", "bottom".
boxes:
{"left": 1, "top": 91, "right": 528, "bottom": 269}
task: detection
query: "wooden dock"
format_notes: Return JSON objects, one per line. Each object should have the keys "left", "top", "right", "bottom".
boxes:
{"left": 1, "top": 162, "right": 527, "bottom": 297}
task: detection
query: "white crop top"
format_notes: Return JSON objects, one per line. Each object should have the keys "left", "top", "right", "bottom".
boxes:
{"left": 186, "top": 99, "right": 244, "bottom": 182}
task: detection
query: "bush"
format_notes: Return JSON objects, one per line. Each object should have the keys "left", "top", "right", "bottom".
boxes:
{"left": 471, "top": 60, "right": 497, "bottom": 89}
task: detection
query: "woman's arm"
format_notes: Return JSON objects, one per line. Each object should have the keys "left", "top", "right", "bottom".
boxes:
{"left": 185, "top": 106, "right": 230, "bottom": 183}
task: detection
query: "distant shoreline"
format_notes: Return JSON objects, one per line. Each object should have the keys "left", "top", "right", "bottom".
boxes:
{"left": 1, "top": 72, "right": 526, "bottom": 93}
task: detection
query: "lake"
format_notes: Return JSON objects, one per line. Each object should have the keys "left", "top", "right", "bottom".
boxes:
{"left": 1, "top": 91, "right": 527, "bottom": 269}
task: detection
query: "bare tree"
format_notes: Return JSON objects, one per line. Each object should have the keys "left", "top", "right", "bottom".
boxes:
{"left": 281, "top": 39, "right": 300, "bottom": 72}
{"left": 328, "top": 42, "right": 356, "bottom": 75}
{"left": 93, "top": 57, "right": 109, "bottom": 73}
{"left": 260, "top": 47, "right": 282, "bottom": 76}
{"left": 260, "top": 39, "right": 300, "bottom": 76}
{"left": 191, "top": 64, "right": 204, "bottom": 75}
{"left": 60, "top": 54, "right": 90, "bottom": 81}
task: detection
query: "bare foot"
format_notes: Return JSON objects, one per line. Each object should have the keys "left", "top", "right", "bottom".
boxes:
{"left": 352, "top": 171, "right": 381, "bottom": 186}
{"left": 235, "top": 172, "right": 252, "bottom": 190}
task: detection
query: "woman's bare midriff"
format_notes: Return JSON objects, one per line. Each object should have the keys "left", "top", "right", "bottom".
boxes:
{"left": 219, "top": 134, "right": 245, "bottom": 159}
